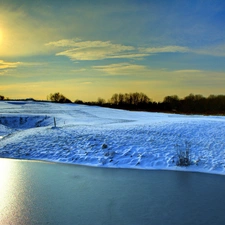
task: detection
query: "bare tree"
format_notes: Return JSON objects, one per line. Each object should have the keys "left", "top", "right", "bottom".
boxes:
{"left": 97, "top": 97, "right": 106, "bottom": 105}
{"left": 47, "top": 92, "right": 71, "bottom": 103}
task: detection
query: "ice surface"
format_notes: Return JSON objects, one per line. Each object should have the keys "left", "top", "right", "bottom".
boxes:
{"left": 1, "top": 100, "right": 225, "bottom": 175}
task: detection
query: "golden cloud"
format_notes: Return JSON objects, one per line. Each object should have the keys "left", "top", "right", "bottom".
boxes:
{"left": 0, "top": 60, "right": 21, "bottom": 69}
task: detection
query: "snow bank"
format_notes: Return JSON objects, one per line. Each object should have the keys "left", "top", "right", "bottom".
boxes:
{"left": 1, "top": 101, "right": 225, "bottom": 175}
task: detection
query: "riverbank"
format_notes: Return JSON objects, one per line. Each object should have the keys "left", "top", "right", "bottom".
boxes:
{"left": 1, "top": 101, "right": 225, "bottom": 175}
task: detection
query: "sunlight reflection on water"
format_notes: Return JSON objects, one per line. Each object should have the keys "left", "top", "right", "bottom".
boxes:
{"left": 0, "top": 160, "right": 17, "bottom": 223}
{"left": 0, "top": 159, "right": 33, "bottom": 224}
{"left": 1, "top": 158, "right": 225, "bottom": 225}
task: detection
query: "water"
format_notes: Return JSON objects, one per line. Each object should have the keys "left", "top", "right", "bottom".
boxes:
{"left": 1, "top": 158, "right": 225, "bottom": 225}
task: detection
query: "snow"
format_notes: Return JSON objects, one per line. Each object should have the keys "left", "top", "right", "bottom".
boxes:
{"left": 1, "top": 100, "right": 225, "bottom": 175}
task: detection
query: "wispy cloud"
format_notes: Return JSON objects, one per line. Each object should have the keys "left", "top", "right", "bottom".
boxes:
{"left": 139, "top": 46, "right": 189, "bottom": 54}
{"left": 93, "top": 63, "right": 201, "bottom": 78}
{"left": 92, "top": 62, "right": 225, "bottom": 87}
{"left": 93, "top": 63, "right": 148, "bottom": 75}
{"left": 46, "top": 39, "right": 148, "bottom": 60}
{"left": 46, "top": 38, "right": 82, "bottom": 47}
{"left": 0, "top": 60, "right": 45, "bottom": 69}
{"left": 81, "top": 81, "right": 92, "bottom": 85}
{"left": 174, "top": 69, "right": 203, "bottom": 73}
{"left": 46, "top": 39, "right": 189, "bottom": 61}
{"left": 71, "top": 68, "right": 87, "bottom": 73}
{"left": 0, "top": 59, "right": 46, "bottom": 77}
{"left": 0, "top": 60, "right": 21, "bottom": 69}
{"left": 193, "top": 44, "right": 225, "bottom": 57}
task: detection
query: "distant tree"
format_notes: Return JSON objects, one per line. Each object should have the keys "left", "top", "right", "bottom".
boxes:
{"left": 135, "top": 92, "right": 150, "bottom": 105}
{"left": 163, "top": 95, "right": 180, "bottom": 111}
{"left": 97, "top": 97, "right": 106, "bottom": 105}
{"left": 110, "top": 92, "right": 150, "bottom": 106}
{"left": 181, "top": 94, "right": 206, "bottom": 113}
{"left": 163, "top": 95, "right": 179, "bottom": 104}
{"left": 124, "top": 93, "right": 131, "bottom": 105}
{"left": 118, "top": 93, "right": 124, "bottom": 105}
{"left": 0, "top": 95, "right": 4, "bottom": 100}
{"left": 74, "top": 99, "right": 84, "bottom": 104}
{"left": 110, "top": 93, "right": 119, "bottom": 105}
{"left": 207, "top": 94, "right": 225, "bottom": 113}
{"left": 47, "top": 92, "right": 72, "bottom": 103}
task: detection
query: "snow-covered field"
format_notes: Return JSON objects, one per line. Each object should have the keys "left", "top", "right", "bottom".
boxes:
{"left": 1, "top": 100, "right": 225, "bottom": 175}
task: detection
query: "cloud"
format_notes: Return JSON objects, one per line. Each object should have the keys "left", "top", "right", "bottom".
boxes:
{"left": 71, "top": 68, "right": 87, "bottom": 73}
{"left": 47, "top": 39, "right": 189, "bottom": 61}
{"left": 140, "top": 46, "right": 190, "bottom": 54}
{"left": 0, "top": 70, "right": 7, "bottom": 75}
{"left": 0, "top": 60, "right": 21, "bottom": 69}
{"left": 193, "top": 44, "right": 225, "bottom": 57}
{"left": 93, "top": 62, "right": 198, "bottom": 78}
{"left": 93, "top": 63, "right": 148, "bottom": 75}
{"left": 1, "top": 1, "right": 225, "bottom": 59}
{"left": 92, "top": 62, "right": 225, "bottom": 89}
{"left": 46, "top": 38, "right": 82, "bottom": 47}
{"left": 0, "top": 59, "right": 46, "bottom": 77}
{"left": 81, "top": 81, "right": 92, "bottom": 85}
{"left": 47, "top": 39, "right": 148, "bottom": 60}
{"left": 174, "top": 69, "right": 203, "bottom": 73}
{"left": 0, "top": 60, "right": 45, "bottom": 69}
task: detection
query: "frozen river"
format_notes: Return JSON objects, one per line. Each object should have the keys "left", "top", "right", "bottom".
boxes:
{"left": 1, "top": 158, "right": 225, "bottom": 225}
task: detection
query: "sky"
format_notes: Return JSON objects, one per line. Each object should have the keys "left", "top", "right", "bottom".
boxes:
{"left": 1, "top": 0, "right": 225, "bottom": 102}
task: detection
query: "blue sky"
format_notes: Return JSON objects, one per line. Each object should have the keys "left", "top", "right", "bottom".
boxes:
{"left": 1, "top": 0, "right": 225, "bottom": 101}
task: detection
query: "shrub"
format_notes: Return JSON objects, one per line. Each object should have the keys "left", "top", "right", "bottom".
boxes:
{"left": 175, "top": 141, "right": 192, "bottom": 166}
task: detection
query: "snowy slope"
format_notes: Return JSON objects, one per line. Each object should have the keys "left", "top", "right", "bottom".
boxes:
{"left": 1, "top": 100, "right": 225, "bottom": 175}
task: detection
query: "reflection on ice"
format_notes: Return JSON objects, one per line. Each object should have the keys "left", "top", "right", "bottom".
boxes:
{"left": 1, "top": 159, "right": 225, "bottom": 225}
{"left": 0, "top": 159, "right": 15, "bottom": 222}
{"left": 0, "top": 159, "right": 31, "bottom": 224}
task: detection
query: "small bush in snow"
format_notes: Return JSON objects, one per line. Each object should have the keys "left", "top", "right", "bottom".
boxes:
{"left": 102, "top": 144, "right": 107, "bottom": 149}
{"left": 175, "top": 141, "right": 192, "bottom": 167}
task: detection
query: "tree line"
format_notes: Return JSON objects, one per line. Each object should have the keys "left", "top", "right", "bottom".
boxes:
{"left": 76, "top": 92, "right": 225, "bottom": 115}
{"left": 1, "top": 92, "right": 225, "bottom": 115}
{"left": 162, "top": 94, "right": 225, "bottom": 114}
